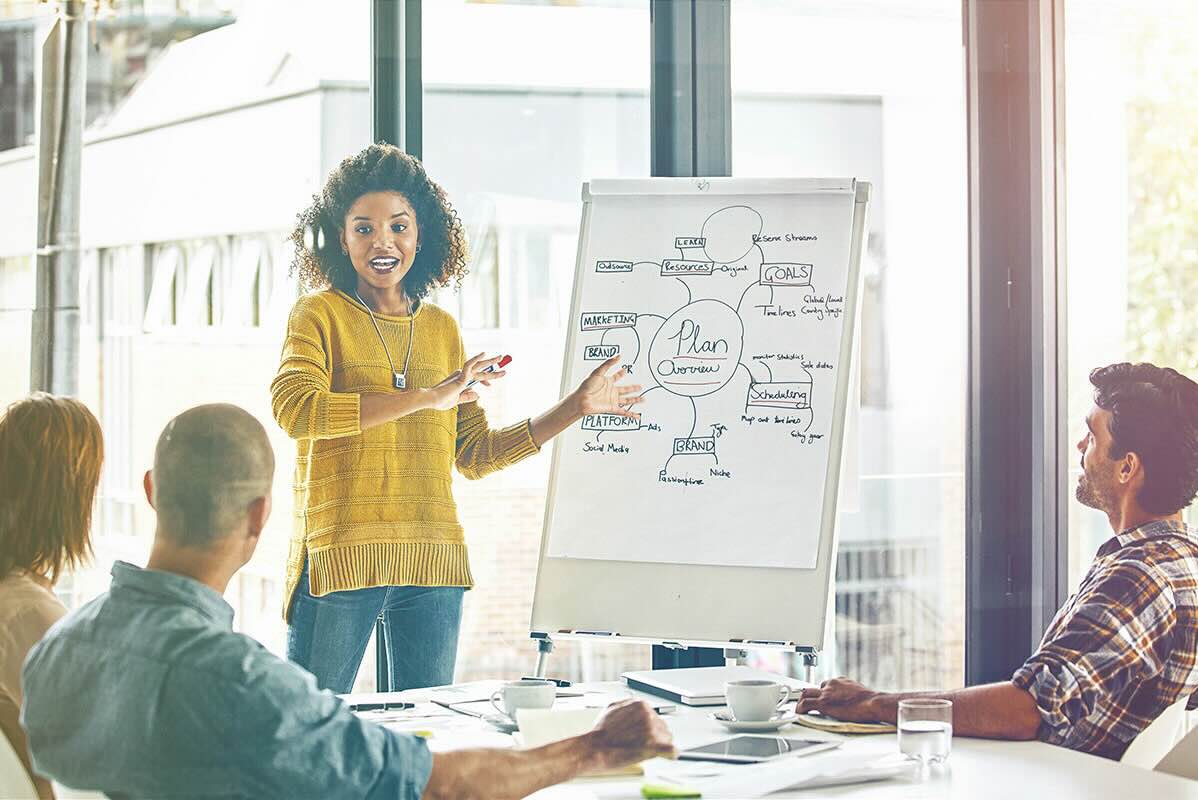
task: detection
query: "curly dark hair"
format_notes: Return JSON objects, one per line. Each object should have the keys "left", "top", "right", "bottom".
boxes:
{"left": 289, "top": 143, "right": 468, "bottom": 299}
{"left": 1090, "top": 362, "right": 1198, "bottom": 515}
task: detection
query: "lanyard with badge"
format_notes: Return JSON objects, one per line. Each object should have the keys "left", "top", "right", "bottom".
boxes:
{"left": 354, "top": 290, "right": 414, "bottom": 390}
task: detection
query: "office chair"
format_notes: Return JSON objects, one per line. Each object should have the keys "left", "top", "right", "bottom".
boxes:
{"left": 0, "top": 728, "right": 37, "bottom": 800}
{"left": 1121, "top": 695, "right": 1189, "bottom": 770}
{"left": 1154, "top": 720, "right": 1198, "bottom": 780}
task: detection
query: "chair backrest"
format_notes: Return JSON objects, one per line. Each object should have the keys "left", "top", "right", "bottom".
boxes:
{"left": 52, "top": 782, "right": 108, "bottom": 799}
{"left": 1122, "top": 695, "right": 1189, "bottom": 769}
{"left": 2, "top": 695, "right": 105, "bottom": 800}
{"left": 0, "top": 723, "right": 38, "bottom": 800}
{"left": 1154, "top": 722, "right": 1198, "bottom": 780}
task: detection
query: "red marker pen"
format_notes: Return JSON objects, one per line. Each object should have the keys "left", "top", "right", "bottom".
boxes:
{"left": 466, "top": 354, "right": 511, "bottom": 388}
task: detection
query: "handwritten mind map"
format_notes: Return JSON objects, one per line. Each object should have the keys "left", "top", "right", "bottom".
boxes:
{"left": 547, "top": 189, "right": 858, "bottom": 569}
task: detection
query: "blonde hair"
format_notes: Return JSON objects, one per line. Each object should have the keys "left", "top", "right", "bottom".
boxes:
{"left": 0, "top": 393, "right": 103, "bottom": 582}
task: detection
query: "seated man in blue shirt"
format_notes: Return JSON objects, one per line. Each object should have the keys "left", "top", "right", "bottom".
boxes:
{"left": 21, "top": 403, "right": 673, "bottom": 800}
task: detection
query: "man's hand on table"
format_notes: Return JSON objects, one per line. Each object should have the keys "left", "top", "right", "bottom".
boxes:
{"left": 422, "top": 699, "right": 675, "bottom": 800}
{"left": 795, "top": 678, "right": 1047, "bottom": 741}
{"left": 795, "top": 677, "right": 888, "bottom": 723}
{"left": 583, "top": 699, "right": 676, "bottom": 771}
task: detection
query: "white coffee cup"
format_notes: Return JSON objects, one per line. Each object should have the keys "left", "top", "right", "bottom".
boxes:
{"left": 489, "top": 679, "right": 555, "bottom": 718}
{"left": 725, "top": 679, "right": 791, "bottom": 722}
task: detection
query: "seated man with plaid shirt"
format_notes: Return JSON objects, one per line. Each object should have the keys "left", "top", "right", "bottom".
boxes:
{"left": 797, "top": 362, "right": 1198, "bottom": 760}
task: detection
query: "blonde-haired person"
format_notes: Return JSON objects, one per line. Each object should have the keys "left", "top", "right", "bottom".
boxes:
{"left": 0, "top": 394, "right": 103, "bottom": 800}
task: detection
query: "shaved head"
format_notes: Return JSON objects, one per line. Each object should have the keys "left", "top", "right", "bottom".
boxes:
{"left": 151, "top": 404, "right": 274, "bottom": 545}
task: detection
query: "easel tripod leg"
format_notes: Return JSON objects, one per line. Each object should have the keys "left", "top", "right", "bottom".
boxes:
{"left": 533, "top": 638, "right": 555, "bottom": 679}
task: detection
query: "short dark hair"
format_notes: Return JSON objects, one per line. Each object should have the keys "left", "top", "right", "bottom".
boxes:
{"left": 289, "top": 143, "right": 469, "bottom": 299}
{"left": 1090, "top": 362, "right": 1198, "bottom": 515}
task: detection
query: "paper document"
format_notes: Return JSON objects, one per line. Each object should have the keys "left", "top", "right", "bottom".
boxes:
{"left": 514, "top": 708, "right": 605, "bottom": 748}
{"left": 648, "top": 751, "right": 913, "bottom": 798}
{"left": 525, "top": 788, "right": 600, "bottom": 800}
{"left": 515, "top": 708, "right": 643, "bottom": 777}
{"left": 794, "top": 713, "right": 896, "bottom": 734}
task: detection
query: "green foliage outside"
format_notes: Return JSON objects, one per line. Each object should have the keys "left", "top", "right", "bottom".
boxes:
{"left": 1125, "top": 8, "right": 1198, "bottom": 377}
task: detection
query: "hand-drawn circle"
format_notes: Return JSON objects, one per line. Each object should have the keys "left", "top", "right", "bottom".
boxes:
{"left": 648, "top": 299, "right": 744, "bottom": 398}
{"left": 701, "top": 206, "right": 763, "bottom": 264}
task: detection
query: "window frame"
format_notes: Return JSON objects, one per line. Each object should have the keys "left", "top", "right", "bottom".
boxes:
{"left": 963, "top": 0, "right": 1069, "bottom": 683}
{"left": 370, "top": 0, "right": 1070, "bottom": 687}
{"left": 144, "top": 243, "right": 182, "bottom": 331}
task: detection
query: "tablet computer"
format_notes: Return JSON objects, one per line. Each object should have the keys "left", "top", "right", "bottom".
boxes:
{"left": 678, "top": 735, "right": 841, "bottom": 764}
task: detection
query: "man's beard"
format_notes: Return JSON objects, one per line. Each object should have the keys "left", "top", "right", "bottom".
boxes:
{"left": 1076, "top": 468, "right": 1116, "bottom": 513}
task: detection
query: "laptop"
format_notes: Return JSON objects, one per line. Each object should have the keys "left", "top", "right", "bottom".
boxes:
{"left": 622, "top": 666, "right": 801, "bottom": 707}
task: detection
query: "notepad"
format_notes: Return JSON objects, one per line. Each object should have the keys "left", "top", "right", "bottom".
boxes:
{"left": 648, "top": 752, "right": 913, "bottom": 798}
{"left": 514, "top": 708, "right": 644, "bottom": 777}
{"left": 793, "top": 713, "right": 896, "bottom": 734}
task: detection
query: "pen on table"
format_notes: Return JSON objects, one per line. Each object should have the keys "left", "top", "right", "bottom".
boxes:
{"left": 520, "top": 676, "right": 572, "bottom": 687}
{"left": 466, "top": 354, "right": 511, "bottom": 388}
{"left": 349, "top": 701, "right": 415, "bottom": 712}
{"left": 431, "top": 700, "right": 485, "bottom": 718}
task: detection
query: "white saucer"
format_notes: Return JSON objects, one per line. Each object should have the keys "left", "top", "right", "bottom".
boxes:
{"left": 711, "top": 710, "right": 799, "bottom": 732}
{"left": 482, "top": 713, "right": 519, "bottom": 734}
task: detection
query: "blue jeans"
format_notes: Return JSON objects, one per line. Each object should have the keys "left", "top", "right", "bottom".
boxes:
{"left": 286, "top": 562, "right": 465, "bottom": 693}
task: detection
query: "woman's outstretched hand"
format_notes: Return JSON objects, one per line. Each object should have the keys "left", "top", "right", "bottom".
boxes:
{"left": 570, "top": 355, "right": 643, "bottom": 419}
{"left": 424, "top": 353, "right": 507, "bottom": 412}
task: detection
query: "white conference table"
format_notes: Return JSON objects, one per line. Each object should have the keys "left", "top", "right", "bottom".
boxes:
{"left": 361, "top": 681, "right": 1198, "bottom": 799}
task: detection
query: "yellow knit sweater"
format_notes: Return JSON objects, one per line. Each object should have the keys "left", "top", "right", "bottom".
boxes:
{"left": 270, "top": 289, "right": 540, "bottom": 618}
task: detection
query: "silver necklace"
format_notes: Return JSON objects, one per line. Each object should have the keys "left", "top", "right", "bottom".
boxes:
{"left": 354, "top": 289, "right": 415, "bottom": 390}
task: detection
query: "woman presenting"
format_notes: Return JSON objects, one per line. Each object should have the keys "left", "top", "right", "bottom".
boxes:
{"left": 271, "top": 143, "right": 642, "bottom": 692}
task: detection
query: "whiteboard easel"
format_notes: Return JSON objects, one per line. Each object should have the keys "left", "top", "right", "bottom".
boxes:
{"left": 529, "top": 178, "right": 872, "bottom": 674}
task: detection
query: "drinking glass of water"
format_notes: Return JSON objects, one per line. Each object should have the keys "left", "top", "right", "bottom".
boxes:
{"left": 898, "top": 698, "right": 952, "bottom": 767}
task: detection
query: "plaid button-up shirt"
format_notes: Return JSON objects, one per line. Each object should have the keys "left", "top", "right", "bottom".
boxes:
{"left": 1012, "top": 519, "right": 1198, "bottom": 760}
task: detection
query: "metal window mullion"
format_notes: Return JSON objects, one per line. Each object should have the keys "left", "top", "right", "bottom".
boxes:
{"left": 368, "top": 0, "right": 423, "bottom": 694}
{"left": 649, "top": 0, "right": 731, "bottom": 671}
{"left": 31, "top": 1, "right": 87, "bottom": 395}
{"left": 650, "top": 0, "right": 693, "bottom": 177}
{"left": 650, "top": 0, "right": 730, "bottom": 178}
{"left": 402, "top": 0, "right": 422, "bottom": 159}
{"left": 1039, "top": 0, "right": 1070, "bottom": 648}
{"left": 964, "top": 0, "right": 1067, "bottom": 686}
{"left": 691, "top": 0, "right": 730, "bottom": 176}
{"left": 371, "top": 0, "right": 421, "bottom": 158}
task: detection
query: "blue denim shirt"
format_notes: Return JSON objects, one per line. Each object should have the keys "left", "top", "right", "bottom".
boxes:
{"left": 21, "top": 561, "right": 431, "bottom": 799}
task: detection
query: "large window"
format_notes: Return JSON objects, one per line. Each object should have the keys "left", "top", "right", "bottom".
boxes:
{"left": 422, "top": 0, "right": 651, "bottom": 683}
{"left": 0, "top": 1, "right": 370, "bottom": 656}
{"left": 731, "top": 0, "right": 967, "bottom": 691}
{"left": 5, "top": 0, "right": 1112, "bottom": 694}
{"left": 1065, "top": 0, "right": 1198, "bottom": 588}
